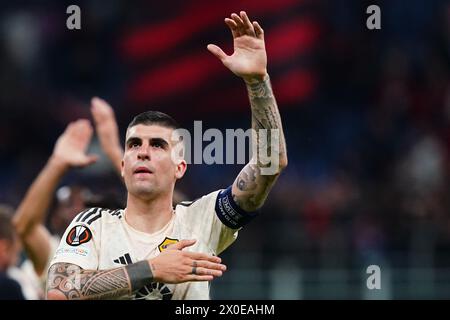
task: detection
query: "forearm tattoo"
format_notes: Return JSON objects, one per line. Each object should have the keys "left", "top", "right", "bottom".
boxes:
{"left": 246, "top": 76, "right": 286, "bottom": 155}
{"left": 232, "top": 76, "right": 287, "bottom": 211}
{"left": 47, "top": 261, "right": 153, "bottom": 300}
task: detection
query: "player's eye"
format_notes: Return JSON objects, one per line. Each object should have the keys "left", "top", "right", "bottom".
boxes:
{"left": 152, "top": 142, "right": 163, "bottom": 149}
{"left": 129, "top": 142, "right": 140, "bottom": 149}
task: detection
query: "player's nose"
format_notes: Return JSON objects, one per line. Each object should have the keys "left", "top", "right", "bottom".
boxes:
{"left": 137, "top": 144, "right": 151, "bottom": 160}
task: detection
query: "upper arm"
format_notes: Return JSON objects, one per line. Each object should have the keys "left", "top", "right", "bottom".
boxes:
{"left": 50, "top": 209, "right": 102, "bottom": 271}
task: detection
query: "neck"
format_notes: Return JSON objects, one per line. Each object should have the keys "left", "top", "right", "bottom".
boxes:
{"left": 125, "top": 191, "right": 174, "bottom": 234}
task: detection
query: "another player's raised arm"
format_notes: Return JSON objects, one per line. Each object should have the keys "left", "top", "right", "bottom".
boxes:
{"left": 208, "top": 11, "right": 288, "bottom": 212}
{"left": 90, "top": 97, "right": 124, "bottom": 176}
{"left": 12, "top": 120, "right": 97, "bottom": 276}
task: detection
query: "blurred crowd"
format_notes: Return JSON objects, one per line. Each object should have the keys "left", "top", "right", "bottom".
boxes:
{"left": 0, "top": 0, "right": 449, "bottom": 299}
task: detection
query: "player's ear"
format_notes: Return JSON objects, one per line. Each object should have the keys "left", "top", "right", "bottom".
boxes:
{"left": 121, "top": 160, "right": 125, "bottom": 179}
{"left": 175, "top": 160, "right": 187, "bottom": 180}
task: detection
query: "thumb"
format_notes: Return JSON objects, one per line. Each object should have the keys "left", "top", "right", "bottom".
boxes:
{"left": 80, "top": 154, "right": 99, "bottom": 167}
{"left": 166, "top": 239, "right": 196, "bottom": 251}
{"left": 207, "top": 44, "right": 228, "bottom": 62}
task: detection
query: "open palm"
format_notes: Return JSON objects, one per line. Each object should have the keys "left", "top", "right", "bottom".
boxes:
{"left": 208, "top": 11, "right": 267, "bottom": 80}
{"left": 53, "top": 119, "right": 98, "bottom": 168}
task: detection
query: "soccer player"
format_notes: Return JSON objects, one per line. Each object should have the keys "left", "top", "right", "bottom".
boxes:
{"left": 12, "top": 106, "right": 201, "bottom": 299}
{"left": 46, "top": 11, "right": 287, "bottom": 300}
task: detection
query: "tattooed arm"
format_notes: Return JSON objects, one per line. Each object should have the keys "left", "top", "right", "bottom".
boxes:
{"left": 47, "top": 262, "right": 152, "bottom": 300}
{"left": 233, "top": 76, "right": 287, "bottom": 211}
{"left": 46, "top": 239, "right": 226, "bottom": 300}
{"left": 208, "top": 11, "right": 287, "bottom": 211}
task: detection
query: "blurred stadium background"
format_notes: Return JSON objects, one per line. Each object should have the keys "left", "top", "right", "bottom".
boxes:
{"left": 1, "top": 0, "right": 450, "bottom": 299}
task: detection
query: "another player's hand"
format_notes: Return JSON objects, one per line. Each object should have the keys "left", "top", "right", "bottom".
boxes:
{"left": 207, "top": 11, "right": 267, "bottom": 81}
{"left": 52, "top": 119, "right": 98, "bottom": 168}
{"left": 148, "top": 239, "right": 227, "bottom": 284}
{"left": 90, "top": 97, "right": 123, "bottom": 172}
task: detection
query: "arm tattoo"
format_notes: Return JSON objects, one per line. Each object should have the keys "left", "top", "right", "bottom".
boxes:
{"left": 246, "top": 78, "right": 274, "bottom": 99}
{"left": 232, "top": 75, "right": 287, "bottom": 212}
{"left": 47, "top": 261, "right": 153, "bottom": 300}
{"left": 246, "top": 76, "right": 286, "bottom": 160}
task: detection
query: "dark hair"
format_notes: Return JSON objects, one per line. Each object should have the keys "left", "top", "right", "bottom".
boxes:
{"left": 0, "top": 205, "right": 14, "bottom": 242}
{"left": 127, "top": 111, "right": 179, "bottom": 130}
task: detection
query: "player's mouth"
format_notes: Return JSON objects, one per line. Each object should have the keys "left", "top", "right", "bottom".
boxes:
{"left": 133, "top": 166, "right": 153, "bottom": 176}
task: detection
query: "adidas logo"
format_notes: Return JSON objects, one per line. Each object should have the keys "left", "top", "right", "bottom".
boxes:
{"left": 113, "top": 253, "right": 132, "bottom": 265}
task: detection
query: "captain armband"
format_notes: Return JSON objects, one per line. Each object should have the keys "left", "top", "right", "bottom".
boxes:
{"left": 215, "top": 186, "right": 259, "bottom": 229}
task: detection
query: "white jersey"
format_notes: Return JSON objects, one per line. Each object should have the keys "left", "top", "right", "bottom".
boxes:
{"left": 50, "top": 187, "right": 256, "bottom": 300}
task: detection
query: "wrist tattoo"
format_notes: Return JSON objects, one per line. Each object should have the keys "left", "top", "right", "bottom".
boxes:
{"left": 246, "top": 76, "right": 273, "bottom": 99}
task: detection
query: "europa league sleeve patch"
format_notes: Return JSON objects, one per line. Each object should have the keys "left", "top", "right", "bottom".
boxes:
{"left": 66, "top": 225, "right": 93, "bottom": 246}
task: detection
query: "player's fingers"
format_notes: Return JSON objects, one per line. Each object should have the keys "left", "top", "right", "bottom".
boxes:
{"left": 207, "top": 44, "right": 228, "bottom": 62}
{"left": 90, "top": 98, "right": 102, "bottom": 120}
{"left": 73, "top": 119, "right": 92, "bottom": 134}
{"left": 225, "top": 18, "right": 240, "bottom": 38}
{"left": 63, "top": 122, "right": 76, "bottom": 135}
{"left": 253, "top": 21, "right": 264, "bottom": 40}
{"left": 195, "top": 267, "right": 223, "bottom": 277}
{"left": 91, "top": 97, "right": 113, "bottom": 116}
{"left": 231, "top": 13, "right": 245, "bottom": 34}
{"left": 79, "top": 122, "right": 94, "bottom": 140}
{"left": 185, "top": 251, "right": 222, "bottom": 263}
{"left": 185, "top": 275, "right": 214, "bottom": 282}
{"left": 72, "top": 119, "right": 93, "bottom": 141}
{"left": 74, "top": 118, "right": 91, "bottom": 127}
{"left": 167, "top": 239, "right": 196, "bottom": 251}
{"left": 240, "top": 11, "right": 256, "bottom": 37}
{"left": 194, "top": 260, "right": 227, "bottom": 271}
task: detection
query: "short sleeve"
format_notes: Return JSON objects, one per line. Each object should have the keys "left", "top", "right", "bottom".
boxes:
{"left": 49, "top": 208, "right": 101, "bottom": 270}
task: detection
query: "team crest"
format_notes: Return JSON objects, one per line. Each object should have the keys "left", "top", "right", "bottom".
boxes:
{"left": 158, "top": 237, "right": 179, "bottom": 252}
{"left": 66, "top": 225, "right": 92, "bottom": 246}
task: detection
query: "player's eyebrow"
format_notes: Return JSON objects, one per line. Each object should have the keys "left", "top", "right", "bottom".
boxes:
{"left": 126, "top": 136, "right": 170, "bottom": 149}
{"left": 126, "top": 137, "right": 142, "bottom": 148}
{"left": 149, "top": 137, "right": 169, "bottom": 149}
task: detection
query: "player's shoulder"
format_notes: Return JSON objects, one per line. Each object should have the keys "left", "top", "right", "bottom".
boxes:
{"left": 176, "top": 189, "right": 222, "bottom": 209}
{"left": 72, "top": 207, "right": 124, "bottom": 227}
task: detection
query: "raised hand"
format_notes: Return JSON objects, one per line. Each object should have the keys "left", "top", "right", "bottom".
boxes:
{"left": 90, "top": 97, "right": 123, "bottom": 174}
{"left": 52, "top": 119, "right": 98, "bottom": 168}
{"left": 207, "top": 11, "right": 267, "bottom": 81}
